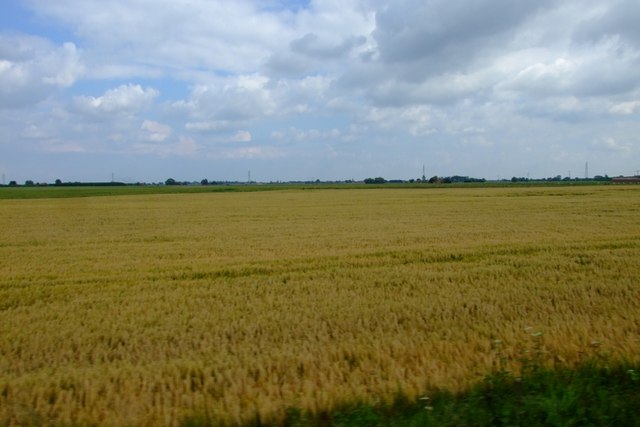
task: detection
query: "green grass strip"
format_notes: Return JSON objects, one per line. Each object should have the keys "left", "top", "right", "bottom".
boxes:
{"left": 183, "top": 361, "right": 640, "bottom": 426}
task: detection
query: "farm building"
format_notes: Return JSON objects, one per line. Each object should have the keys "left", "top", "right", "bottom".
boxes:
{"left": 612, "top": 177, "right": 640, "bottom": 184}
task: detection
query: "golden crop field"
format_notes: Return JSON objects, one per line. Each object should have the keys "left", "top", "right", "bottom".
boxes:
{"left": 1, "top": 185, "right": 639, "bottom": 425}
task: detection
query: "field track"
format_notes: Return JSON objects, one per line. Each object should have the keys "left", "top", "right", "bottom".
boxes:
{"left": 1, "top": 185, "right": 639, "bottom": 425}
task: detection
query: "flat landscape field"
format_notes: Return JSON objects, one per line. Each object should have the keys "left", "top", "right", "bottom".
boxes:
{"left": 1, "top": 185, "right": 639, "bottom": 425}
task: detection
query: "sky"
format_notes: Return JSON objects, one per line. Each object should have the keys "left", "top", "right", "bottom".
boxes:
{"left": 1, "top": 0, "right": 639, "bottom": 183}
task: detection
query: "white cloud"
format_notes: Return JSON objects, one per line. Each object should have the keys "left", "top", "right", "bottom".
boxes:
{"left": 39, "top": 140, "right": 86, "bottom": 153}
{"left": 609, "top": 100, "right": 640, "bottom": 115}
{"left": 230, "top": 130, "right": 252, "bottom": 143}
{"left": 269, "top": 127, "right": 342, "bottom": 143}
{"left": 185, "top": 121, "right": 232, "bottom": 132}
{"left": 212, "top": 146, "right": 283, "bottom": 160}
{"left": 0, "top": 34, "right": 83, "bottom": 108}
{"left": 592, "top": 137, "right": 633, "bottom": 153}
{"left": 133, "top": 136, "right": 199, "bottom": 157}
{"left": 359, "top": 105, "right": 438, "bottom": 136}
{"left": 174, "top": 78, "right": 275, "bottom": 123}
{"left": 73, "top": 84, "right": 158, "bottom": 116}
{"left": 24, "top": 0, "right": 294, "bottom": 78}
{"left": 141, "top": 120, "right": 172, "bottom": 142}
{"left": 4, "top": 0, "right": 640, "bottom": 181}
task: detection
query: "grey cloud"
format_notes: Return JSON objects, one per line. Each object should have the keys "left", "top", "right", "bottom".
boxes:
{"left": 265, "top": 51, "right": 314, "bottom": 77}
{"left": 374, "top": 0, "right": 550, "bottom": 65}
{"left": 496, "top": 41, "right": 640, "bottom": 102}
{"left": 290, "top": 33, "right": 366, "bottom": 59}
{"left": 343, "top": 0, "right": 640, "bottom": 118}
{"left": 573, "top": 0, "right": 640, "bottom": 46}
{"left": 266, "top": 34, "right": 366, "bottom": 78}
{"left": 365, "top": 70, "right": 493, "bottom": 107}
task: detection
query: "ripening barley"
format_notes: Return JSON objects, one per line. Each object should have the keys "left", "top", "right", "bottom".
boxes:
{"left": 0, "top": 186, "right": 639, "bottom": 425}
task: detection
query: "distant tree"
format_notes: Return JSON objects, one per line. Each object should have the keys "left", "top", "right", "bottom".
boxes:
{"left": 428, "top": 176, "right": 440, "bottom": 184}
{"left": 200, "top": 178, "right": 209, "bottom": 185}
{"left": 25, "top": 180, "right": 35, "bottom": 186}
{"left": 364, "top": 177, "right": 386, "bottom": 184}
{"left": 8, "top": 180, "right": 17, "bottom": 186}
{"left": 54, "top": 179, "right": 62, "bottom": 185}
{"left": 165, "top": 178, "right": 177, "bottom": 185}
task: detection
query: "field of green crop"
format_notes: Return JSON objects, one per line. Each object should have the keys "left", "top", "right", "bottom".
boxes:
{"left": 1, "top": 185, "right": 639, "bottom": 425}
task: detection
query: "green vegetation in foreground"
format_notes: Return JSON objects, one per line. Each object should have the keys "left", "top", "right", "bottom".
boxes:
{"left": 317, "top": 362, "right": 639, "bottom": 427}
{"left": 183, "top": 361, "right": 640, "bottom": 427}
{"left": 0, "top": 180, "right": 609, "bottom": 199}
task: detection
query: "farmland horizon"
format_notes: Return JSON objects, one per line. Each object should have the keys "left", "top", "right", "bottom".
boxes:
{"left": 0, "top": 170, "right": 629, "bottom": 188}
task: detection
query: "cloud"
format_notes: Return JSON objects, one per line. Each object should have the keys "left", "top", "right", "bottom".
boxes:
{"left": 185, "top": 120, "right": 232, "bottom": 132}
{"left": 592, "top": 137, "right": 633, "bottom": 153}
{"left": 610, "top": 100, "right": 640, "bottom": 115}
{"left": 497, "top": 38, "right": 640, "bottom": 100}
{"left": 4, "top": 0, "right": 640, "bottom": 181}
{"left": 290, "top": 33, "right": 366, "bottom": 59}
{"left": 39, "top": 140, "right": 86, "bottom": 153}
{"left": 73, "top": 84, "right": 159, "bottom": 116}
{"left": 133, "top": 136, "right": 199, "bottom": 157}
{"left": 373, "top": 0, "right": 550, "bottom": 66}
{"left": 230, "top": 130, "right": 252, "bottom": 142}
{"left": 141, "top": 120, "right": 172, "bottom": 142}
{"left": 24, "top": 0, "right": 293, "bottom": 78}
{"left": 212, "top": 146, "right": 283, "bottom": 160}
{"left": 173, "top": 76, "right": 274, "bottom": 123}
{"left": 0, "top": 34, "right": 83, "bottom": 108}
{"left": 270, "top": 127, "right": 341, "bottom": 143}
{"left": 174, "top": 74, "right": 331, "bottom": 131}
{"left": 572, "top": 0, "right": 640, "bottom": 47}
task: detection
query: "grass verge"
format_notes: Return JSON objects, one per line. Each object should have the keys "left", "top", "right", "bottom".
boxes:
{"left": 181, "top": 361, "right": 640, "bottom": 426}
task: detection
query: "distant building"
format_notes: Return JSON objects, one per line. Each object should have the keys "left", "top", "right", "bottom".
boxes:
{"left": 612, "top": 177, "right": 640, "bottom": 184}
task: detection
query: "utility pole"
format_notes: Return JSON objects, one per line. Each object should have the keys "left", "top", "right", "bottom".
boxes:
{"left": 585, "top": 162, "right": 589, "bottom": 179}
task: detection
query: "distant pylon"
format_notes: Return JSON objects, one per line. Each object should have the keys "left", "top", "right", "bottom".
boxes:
{"left": 585, "top": 162, "right": 589, "bottom": 179}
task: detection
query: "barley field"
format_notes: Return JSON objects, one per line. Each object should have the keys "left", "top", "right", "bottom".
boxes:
{"left": 1, "top": 185, "right": 639, "bottom": 425}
